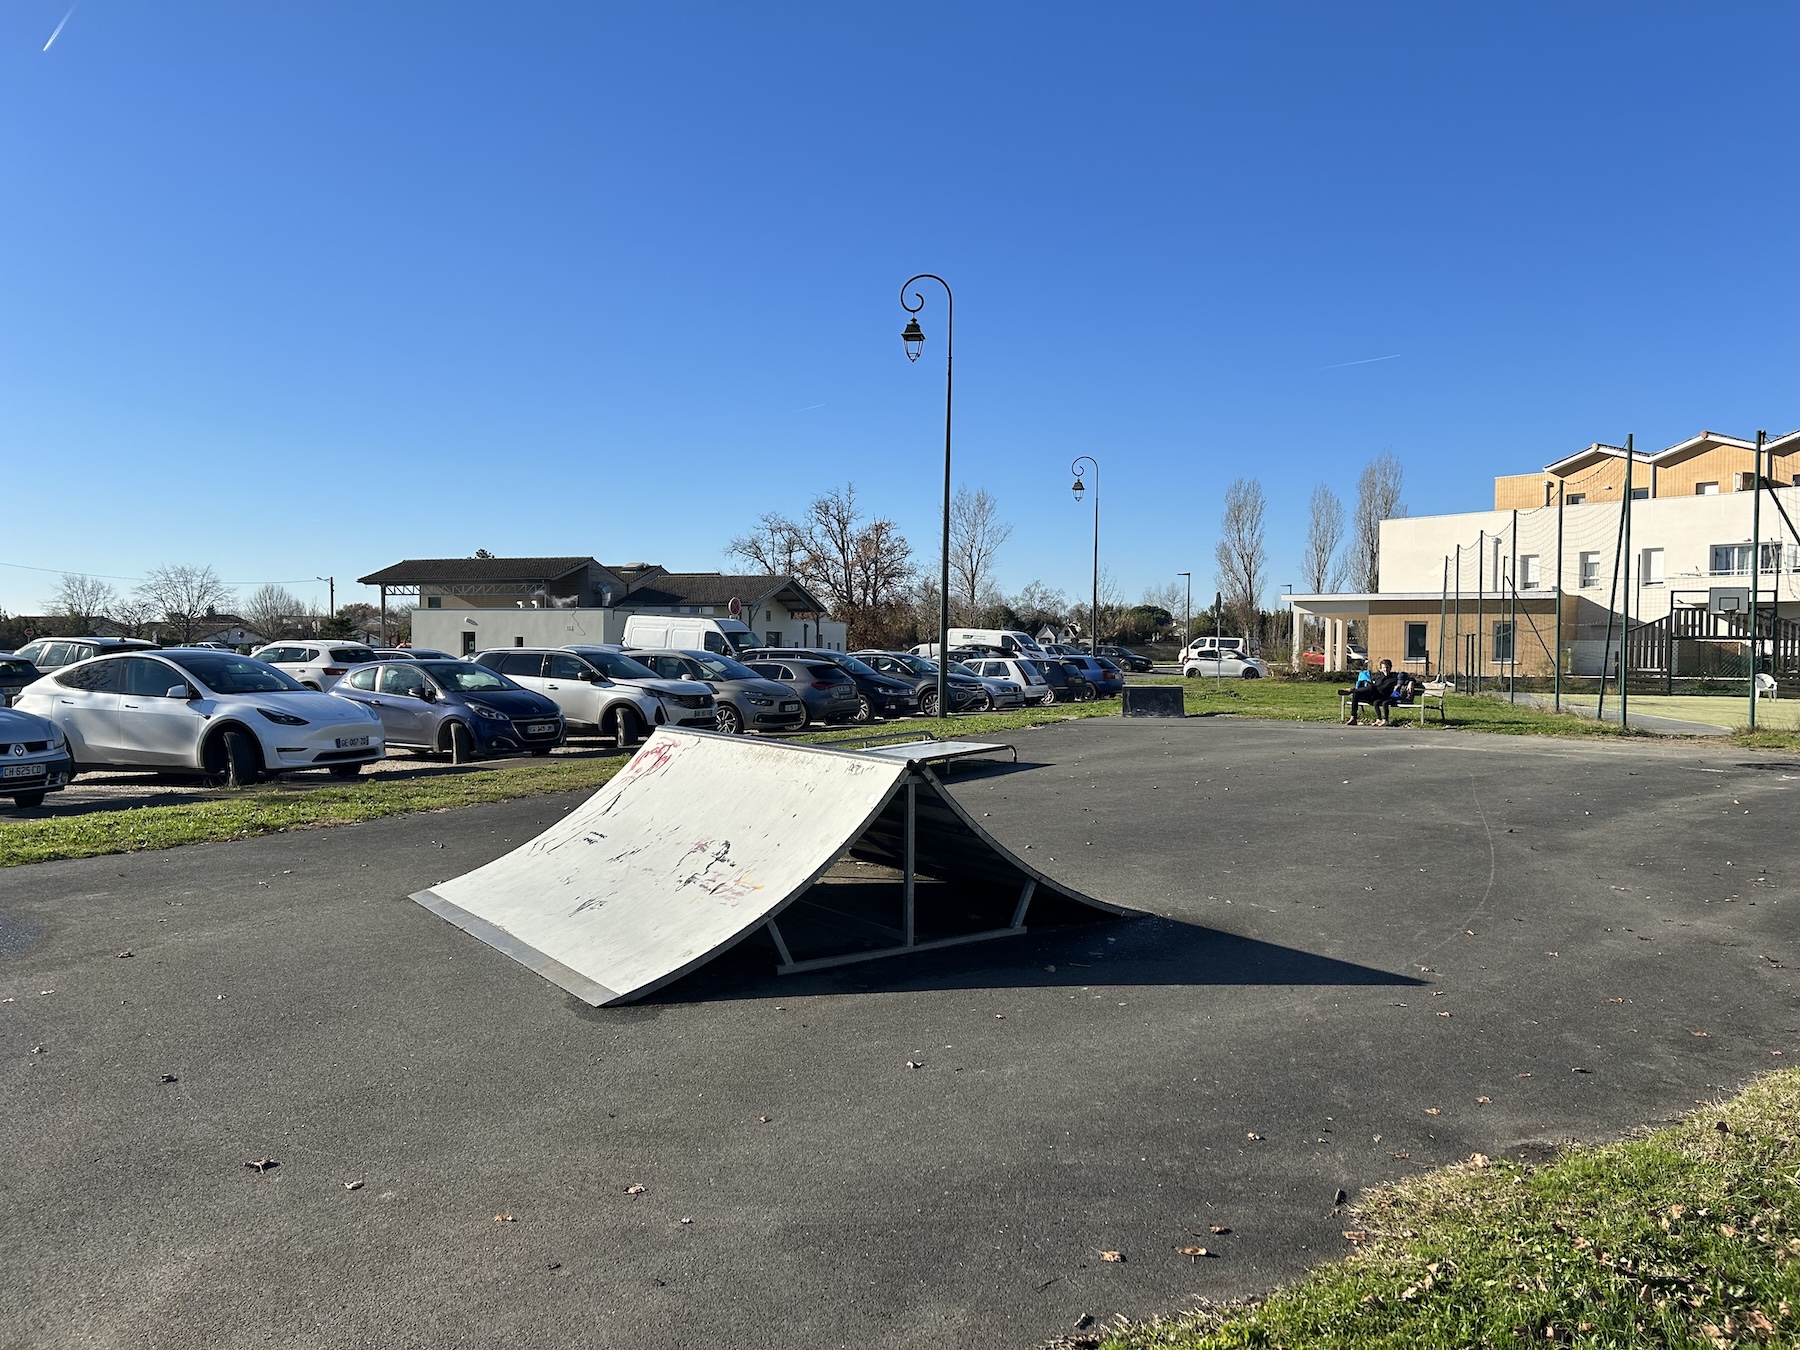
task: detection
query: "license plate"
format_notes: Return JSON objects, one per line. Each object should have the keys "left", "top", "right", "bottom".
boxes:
{"left": 335, "top": 736, "right": 371, "bottom": 749}
{"left": 525, "top": 723, "right": 556, "bottom": 735}
{"left": 2, "top": 763, "right": 45, "bottom": 779}
{"left": 781, "top": 702, "right": 800, "bottom": 712}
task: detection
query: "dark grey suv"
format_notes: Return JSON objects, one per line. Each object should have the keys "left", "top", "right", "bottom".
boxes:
{"left": 742, "top": 658, "right": 860, "bottom": 728}
{"left": 630, "top": 650, "right": 806, "bottom": 735}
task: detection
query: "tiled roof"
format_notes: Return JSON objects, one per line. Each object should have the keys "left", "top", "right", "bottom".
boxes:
{"left": 618, "top": 573, "right": 810, "bottom": 609}
{"left": 358, "top": 557, "right": 598, "bottom": 586}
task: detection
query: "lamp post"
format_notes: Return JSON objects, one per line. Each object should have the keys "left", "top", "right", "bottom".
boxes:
{"left": 901, "top": 274, "right": 953, "bottom": 720}
{"left": 1177, "top": 571, "right": 1191, "bottom": 658}
{"left": 1072, "top": 457, "right": 1099, "bottom": 655}
{"left": 317, "top": 576, "right": 335, "bottom": 624}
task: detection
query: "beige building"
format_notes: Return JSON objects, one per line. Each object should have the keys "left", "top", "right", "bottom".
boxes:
{"left": 1290, "top": 427, "right": 1800, "bottom": 681}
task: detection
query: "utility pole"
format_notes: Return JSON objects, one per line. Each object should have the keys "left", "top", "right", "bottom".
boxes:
{"left": 317, "top": 576, "right": 335, "bottom": 617}
{"left": 1750, "top": 429, "right": 1766, "bottom": 729}
{"left": 1177, "top": 572, "right": 1191, "bottom": 660}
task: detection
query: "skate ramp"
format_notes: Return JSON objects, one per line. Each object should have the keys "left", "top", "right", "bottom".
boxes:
{"left": 412, "top": 728, "right": 1130, "bottom": 1005}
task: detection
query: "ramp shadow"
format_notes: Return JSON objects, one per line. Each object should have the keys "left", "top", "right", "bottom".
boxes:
{"left": 644, "top": 906, "right": 1425, "bottom": 1005}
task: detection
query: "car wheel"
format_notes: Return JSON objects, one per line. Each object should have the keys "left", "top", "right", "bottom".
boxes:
{"left": 974, "top": 688, "right": 995, "bottom": 712}
{"left": 852, "top": 693, "right": 873, "bottom": 723}
{"left": 714, "top": 703, "right": 744, "bottom": 735}
{"left": 794, "top": 701, "right": 812, "bottom": 730}
{"left": 442, "top": 721, "right": 476, "bottom": 763}
{"left": 608, "top": 706, "right": 642, "bottom": 748}
{"left": 1038, "top": 688, "right": 1058, "bottom": 707}
{"left": 1073, "top": 683, "right": 1095, "bottom": 703}
{"left": 328, "top": 763, "right": 364, "bottom": 778}
{"left": 204, "top": 728, "right": 262, "bottom": 788}
{"left": 11, "top": 791, "right": 45, "bottom": 809}
{"left": 302, "top": 681, "right": 321, "bottom": 691}
{"left": 1241, "top": 668, "right": 1261, "bottom": 679}
{"left": 919, "top": 688, "right": 940, "bottom": 718}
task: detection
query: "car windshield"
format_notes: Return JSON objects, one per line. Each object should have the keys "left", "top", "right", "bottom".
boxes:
{"left": 834, "top": 654, "right": 879, "bottom": 677}
{"left": 418, "top": 662, "right": 514, "bottom": 693}
{"left": 172, "top": 654, "right": 305, "bottom": 694}
{"left": 689, "top": 653, "right": 758, "bottom": 680}
{"left": 577, "top": 650, "right": 659, "bottom": 680}
{"left": 947, "top": 661, "right": 978, "bottom": 677}
{"left": 330, "top": 647, "right": 375, "bottom": 663}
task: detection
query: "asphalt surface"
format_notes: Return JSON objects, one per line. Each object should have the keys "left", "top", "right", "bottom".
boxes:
{"left": 4, "top": 717, "right": 1797, "bottom": 1349}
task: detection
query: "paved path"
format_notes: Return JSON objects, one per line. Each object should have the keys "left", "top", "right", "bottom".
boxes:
{"left": 3, "top": 718, "right": 1796, "bottom": 1348}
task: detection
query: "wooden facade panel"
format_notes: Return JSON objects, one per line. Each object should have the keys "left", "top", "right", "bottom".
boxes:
{"left": 1361, "top": 599, "right": 1564, "bottom": 679}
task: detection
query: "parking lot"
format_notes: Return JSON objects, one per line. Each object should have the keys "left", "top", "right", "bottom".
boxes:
{"left": 3, "top": 716, "right": 1795, "bottom": 1349}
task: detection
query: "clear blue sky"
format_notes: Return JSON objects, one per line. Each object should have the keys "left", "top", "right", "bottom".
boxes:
{"left": 5, "top": 3, "right": 1798, "bottom": 620}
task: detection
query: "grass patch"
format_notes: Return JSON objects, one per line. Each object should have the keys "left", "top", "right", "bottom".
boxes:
{"left": 1090, "top": 1069, "right": 1800, "bottom": 1349}
{"left": 0, "top": 757, "right": 625, "bottom": 868}
{"left": 1166, "top": 679, "right": 1631, "bottom": 738}
{"left": 1731, "top": 727, "right": 1800, "bottom": 753}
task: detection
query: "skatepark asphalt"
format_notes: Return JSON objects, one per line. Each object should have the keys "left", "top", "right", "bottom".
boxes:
{"left": 3, "top": 717, "right": 1797, "bottom": 1349}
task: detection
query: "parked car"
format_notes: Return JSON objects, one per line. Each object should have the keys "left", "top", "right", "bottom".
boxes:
{"left": 1020, "top": 657, "right": 1082, "bottom": 704}
{"left": 850, "top": 650, "right": 986, "bottom": 716}
{"left": 15, "top": 649, "right": 385, "bottom": 784}
{"left": 748, "top": 648, "right": 916, "bottom": 722}
{"left": 1300, "top": 646, "right": 1326, "bottom": 668}
{"left": 1182, "top": 650, "right": 1272, "bottom": 679}
{"left": 630, "top": 649, "right": 806, "bottom": 735}
{"left": 0, "top": 656, "right": 42, "bottom": 707}
{"left": 470, "top": 647, "right": 713, "bottom": 745}
{"left": 12, "top": 636, "right": 159, "bottom": 672}
{"left": 0, "top": 704, "right": 74, "bottom": 808}
{"left": 1179, "top": 636, "right": 1247, "bottom": 661}
{"left": 251, "top": 641, "right": 379, "bottom": 691}
{"left": 944, "top": 659, "right": 1027, "bottom": 710}
{"left": 333, "top": 658, "right": 563, "bottom": 759}
{"left": 742, "top": 658, "right": 861, "bottom": 727}
{"left": 1346, "top": 642, "right": 1369, "bottom": 668}
{"left": 371, "top": 647, "right": 457, "bottom": 661}
{"left": 1098, "top": 644, "right": 1152, "bottom": 673}
{"left": 911, "top": 628, "right": 1049, "bottom": 661}
{"left": 1058, "top": 653, "right": 1123, "bottom": 697}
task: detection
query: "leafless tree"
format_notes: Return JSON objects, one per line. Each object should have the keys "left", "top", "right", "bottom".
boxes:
{"left": 948, "top": 486, "right": 1013, "bottom": 627}
{"left": 1007, "top": 580, "right": 1067, "bottom": 637}
{"left": 1302, "top": 485, "right": 1345, "bottom": 594}
{"left": 729, "top": 484, "right": 916, "bottom": 648}
{"left": 1348, "top": 452, "right": 1406, "bottom": 592}
{"left": 1068, "top": 567, "right": 1125, "bottom": 644}
{"left": 46, "top": 574, "right": 117, "bottom": 631}
{"left": 1215, "top": 478, "right": 1268, "bottom": 641}
{"left": 242, "top": 584, "right": 305, "bottom": 644}
{"left": 135, "top": 564, "right": 234, "bottom": 645}
{"left": 110, "top": 593, "right": 163, "bottom": 640}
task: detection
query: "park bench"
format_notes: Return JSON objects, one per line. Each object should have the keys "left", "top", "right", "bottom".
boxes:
{"left": 1339, "top": 680, "right": 1452, "bottom": 725}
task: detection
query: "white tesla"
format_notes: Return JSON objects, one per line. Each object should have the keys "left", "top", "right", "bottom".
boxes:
{"left": 14, "top": 648, "right": 384, "bottom": 785}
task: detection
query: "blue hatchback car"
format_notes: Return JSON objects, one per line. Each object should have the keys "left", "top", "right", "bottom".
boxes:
{"left": 331, "top": 659, "right": 564, "bottom": 759}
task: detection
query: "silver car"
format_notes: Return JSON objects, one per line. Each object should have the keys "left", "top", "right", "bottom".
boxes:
{"left": 470, "top": 646, "right": 714, "bottom": 745}
{"left": 629, "top": 649, "right": 806, "bottom": 735}
{"left": 0, "top": 705, "right": 75, "bottom": 809}
{"left": 944, "top": 660, "right": 1026, "bottom": 710}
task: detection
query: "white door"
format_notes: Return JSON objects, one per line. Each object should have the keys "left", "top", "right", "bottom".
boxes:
{"left": 49, "top": 657, "right": 127, "bottom": 764}
{"left": 116, "top": 657, "right": 205, "bottom": 766}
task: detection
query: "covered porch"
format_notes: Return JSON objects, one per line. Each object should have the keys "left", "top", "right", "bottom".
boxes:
{"left": 1286, "top": 591, "right": 1567, "bottom": 680}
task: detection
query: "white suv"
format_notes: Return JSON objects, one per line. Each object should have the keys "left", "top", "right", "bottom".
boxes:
{"left": 471, "top": 647, "right": 714, "bottom": 746}
{"left": 251, "top": 641, "right": 378, "bottom": 691}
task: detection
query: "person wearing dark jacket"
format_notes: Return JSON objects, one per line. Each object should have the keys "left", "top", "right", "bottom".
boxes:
{"left": 1345, "top": 660, "right": 1399, "bottom": 725}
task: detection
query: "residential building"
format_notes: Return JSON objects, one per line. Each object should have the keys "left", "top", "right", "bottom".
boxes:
{"left": 359, "top": 557, "right": 845, "bottom": 655}
{"left": 1288, "top": 427, "right": 1800, "bottom": 681}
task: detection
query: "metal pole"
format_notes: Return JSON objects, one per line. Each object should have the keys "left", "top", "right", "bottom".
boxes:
{"left": 1453, "top": 545, "right": 1462, "bottom": 686}
{"left": 900, "top": 275, "right": 953, "bottom": 721}
{"left": 1071, "top": 457, "right": 1100, "bottom": 656}
{"left": 1597, "top": 452, "right": 1628, "bottom": 724}
{"left": 1438, "top": 555, "right": 1448, "bottom": 679}
{"left": 1214, "top": 592, "right": 1223, "bottom": 691}
{"left": 1621, "top": 436, "right": 1633, "bottom": 731}
{"left": 903, "top": 780, "right": 916, "bottom": 946}
{"left": 1178, "top": 572, "right": 1191, "bottom": 663}
{"left": 1751, "top": 429, "right": 1766, "bottom": 729}
{"left": 1475, "top": 530, "right": 1485, "bottom": 696}
{"left": 1554, "top": 482, "right": 1564, "bottom": 712}
{"left": 1509, "top": 510, "right": 1519, "bottom": 703}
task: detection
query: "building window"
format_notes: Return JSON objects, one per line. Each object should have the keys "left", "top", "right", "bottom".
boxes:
{"left": 1640, "top": 547, "right": 1665, "bottom": 584}
{"left": 460, "top": 631, "right": 476, "bottom": 655}
{"left": 1712, "top": 544, "right": 1752, "bottom": 576}
{"left": 1579, "top": 551, "right": 1600, "bottom": 588}
{"left": 426, "top": 596, "right": 442, "bottom": 609}
{"left": 1630, "top": 486, "right": 1649, "bottom": 500}
{"left": 766, "top": 631, "right": 781, "bottom": 647}
{"left": 1519, "top": 554, "right": 1541, "bottom": 589}
{"left": 1696, "top": 482, "right": 1720, "bottom": 495}
{"left": 1762, "top": 543, "right": 1784, "bottom": 573}
{"left": 1567, "top": 492, "right": 1587, "bottom": 505}
{"left": 1493, "top": 622, "right": 1514, "bottom": 663}
{"left": 1404, "top": 622, "right": 1428, "bottom": 662}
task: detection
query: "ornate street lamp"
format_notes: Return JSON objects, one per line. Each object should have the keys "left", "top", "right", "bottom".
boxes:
{"left": 900, "top": 274, "right": 953, "bottom": 719}
{"left": 1072, "top": 457, "right": 1099, "bottom": 655}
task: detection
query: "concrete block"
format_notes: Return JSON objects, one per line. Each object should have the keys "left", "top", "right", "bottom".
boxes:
{"left": 1121, "top": 685, "right": 1186, "bottom": 718}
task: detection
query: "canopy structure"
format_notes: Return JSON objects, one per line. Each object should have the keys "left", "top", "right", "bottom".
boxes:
{"left": 412, "top": 728, "right": 1132, "bottom": 1005}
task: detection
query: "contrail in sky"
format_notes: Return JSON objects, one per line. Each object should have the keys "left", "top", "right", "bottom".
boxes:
{"left": 1314, "top": 353, "right": 1400, "bottom": 371}
{"left": 43, "top": 5, "right": 76, "bottom": 50}
{"left": 797, "top": 403, "right": 826, "bottom": 411}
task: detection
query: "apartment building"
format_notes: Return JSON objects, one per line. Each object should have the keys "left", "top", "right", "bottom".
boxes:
{"left": 1289, "top": 428, "right": 1800, "bottom": 680}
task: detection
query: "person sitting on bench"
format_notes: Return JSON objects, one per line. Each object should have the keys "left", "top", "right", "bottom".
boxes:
{"left": 1345, "top": 659, "right": 1399, "bottom": 725}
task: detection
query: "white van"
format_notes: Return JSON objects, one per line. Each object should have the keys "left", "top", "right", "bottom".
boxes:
{"left": 912, "top": 628, "right": 1047, "bottom": 660}
{"left": 622, "top": 615, "right": 760, "bottom": 656}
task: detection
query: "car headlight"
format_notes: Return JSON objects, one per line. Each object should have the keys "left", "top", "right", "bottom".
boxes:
{"left": 258, "top": 707, "right": 310, "bottom": 726}
{"left": 48, "top": 724, "right": 66, "bottom": 749}
{"left": 747, "top": 695, "right": 775, "bottom": 706}
{"left": 469, "top": 703, "right": 511, "bottom": 722}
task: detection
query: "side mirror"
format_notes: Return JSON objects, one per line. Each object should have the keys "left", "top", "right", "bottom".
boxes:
{"left": 167, "top": 684, "right": 195, "bottom": 700}
{"left": 415, "top": 686, "right": 437, "bottom": 702}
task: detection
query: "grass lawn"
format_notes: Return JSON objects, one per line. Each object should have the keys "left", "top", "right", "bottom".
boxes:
{"left": 1088, "top": 1069, "right": 1800, "bottom": 1349}
{"left": 0, "top": 681, "right": 1634, "bottom": 869}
